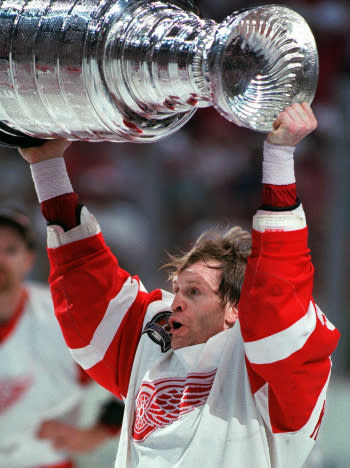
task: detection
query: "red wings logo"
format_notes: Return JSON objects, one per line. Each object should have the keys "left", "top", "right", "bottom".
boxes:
{"left": 133, "top": 369, "right": 217, "bottom": 442}
{"left": 0, "top": 375, "right": 33, "bottom": 414}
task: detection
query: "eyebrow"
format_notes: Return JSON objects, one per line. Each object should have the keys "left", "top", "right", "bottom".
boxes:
{"left": 172, "top": 277, "right": 214, "bottom": 292}
{"left": 172, "top": 276, "right": 201, "bottom": 285}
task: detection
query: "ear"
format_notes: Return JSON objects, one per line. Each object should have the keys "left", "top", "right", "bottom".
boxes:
{"left": 224, "top": 304, "right": 238, "bottom": 329}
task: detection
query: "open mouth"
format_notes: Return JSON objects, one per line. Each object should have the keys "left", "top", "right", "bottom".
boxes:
{"left": 169, "top": 317, "right": 183, "bottom": 331}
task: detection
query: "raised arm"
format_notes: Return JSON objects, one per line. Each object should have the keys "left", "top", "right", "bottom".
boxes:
{"left": 18, "top": 140, "right": 169, "bottom": 399}
{"left": 239, "top": 103, "right": 339, "bottom": 442}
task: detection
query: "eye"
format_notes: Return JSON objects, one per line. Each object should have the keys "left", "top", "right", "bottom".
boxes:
{"left": 190, "top": 288, "right": 199, "bottom": 296}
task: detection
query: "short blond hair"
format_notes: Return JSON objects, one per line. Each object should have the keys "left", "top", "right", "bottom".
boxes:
{"left": 164, "top": 226, "right": 251, "bottom": 306}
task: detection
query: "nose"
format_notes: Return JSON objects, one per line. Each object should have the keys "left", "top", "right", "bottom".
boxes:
{"left": 171, "top": 293, "right": 185, "bottom": 313}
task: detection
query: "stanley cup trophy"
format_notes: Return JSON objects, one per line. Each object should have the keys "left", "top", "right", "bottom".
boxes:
{"left": 0, "top": 0, "right": 318, "bottom": 147}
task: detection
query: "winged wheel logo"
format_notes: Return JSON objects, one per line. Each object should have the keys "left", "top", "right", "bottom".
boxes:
{"left": 133, "top": 369, "right": 217, "bottom": 441}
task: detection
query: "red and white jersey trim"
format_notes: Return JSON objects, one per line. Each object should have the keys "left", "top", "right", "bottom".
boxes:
{"left": 144, "top": 292, "right": 174, "bottom": 319}
{"left": 254, "top": 369, "right": 330, "bottom": 438}
{"left": 70, "top": 276, "right": 140, "bottom": 370}
{"left": 47, "top": 207, "right": 101, "bottom": 248}
{"left": 244, "top": 301, "right": 316, "bottom": 364}
{"left": 253, "top": 204, "right": 306, "bottom": 232}
{"left": 315, "top": 303, "right": 336, "bottom": 331}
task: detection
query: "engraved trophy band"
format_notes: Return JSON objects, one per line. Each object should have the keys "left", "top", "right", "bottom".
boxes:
{"left": 0, "top": 0, "right": 319, "bottom": 146}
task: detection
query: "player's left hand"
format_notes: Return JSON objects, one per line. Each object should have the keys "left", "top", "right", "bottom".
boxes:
{"left": 267, "top": 102, "right": 318, "bottom": 147}
{"left": 37, "top": 419, "right": 118, "bottom": 453}
{"left": 18, "top": 138, "right": 71, "bottom": 164}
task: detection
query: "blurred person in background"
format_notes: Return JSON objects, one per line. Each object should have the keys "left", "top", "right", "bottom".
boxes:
{"left": 17, "top": 103, "right": 339, "bottom": 468}
{"left": 0, "top": 207, "right": 124, "bottom": 468}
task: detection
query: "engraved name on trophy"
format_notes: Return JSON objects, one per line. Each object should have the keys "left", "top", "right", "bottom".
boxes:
{"left": 0, "top": 0, "right": 318, "bottom": 146}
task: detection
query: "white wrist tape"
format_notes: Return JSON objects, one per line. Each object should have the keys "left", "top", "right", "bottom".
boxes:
{"left": 262, "top": 141, "right": 296, "bottom": 185}
{"left": 30, "top": 158, "right": 74, "bottom": 202}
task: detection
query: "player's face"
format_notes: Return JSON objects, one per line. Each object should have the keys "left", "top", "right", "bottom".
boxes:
{"left": 0, "top": 227, "right": 34, "bottom": 294}
{"left": 169, "top": 260, "right": 238, "bottom": 350}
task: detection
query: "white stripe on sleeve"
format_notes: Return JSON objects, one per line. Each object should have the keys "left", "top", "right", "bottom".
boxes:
{"left": 252, "top": 204, "right": 307, "bottom": 232}
{"left": 69, "top": 276, "right": 139, "bottom": 369}
{"left": 243, "top": 302, "right": 317, "bottom": 364}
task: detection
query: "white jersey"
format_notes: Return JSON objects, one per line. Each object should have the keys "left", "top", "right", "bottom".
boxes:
{"left": 0, "top": 283, "right": 86, "bottom": 468}
{"left": 45, "top": 205, "right": 339, "bottom": 468}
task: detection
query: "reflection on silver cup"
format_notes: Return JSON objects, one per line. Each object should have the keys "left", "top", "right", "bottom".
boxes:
{"left": 0, "top": 0, "right": 318, "bottom": 143}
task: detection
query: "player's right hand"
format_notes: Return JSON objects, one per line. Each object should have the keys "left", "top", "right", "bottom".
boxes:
{"left": 18, "top": 138, "right": 71, "bottom": 164}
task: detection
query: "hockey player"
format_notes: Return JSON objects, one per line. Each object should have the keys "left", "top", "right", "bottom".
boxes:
{"left": 0, "top": 208, "right": 124, "bottom": 468}
{"left": 18, "top": 102, "right": 339, "bottom": 468}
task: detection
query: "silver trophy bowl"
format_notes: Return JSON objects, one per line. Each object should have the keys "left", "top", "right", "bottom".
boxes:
{"left": 0, "top": 0, "right": 318, "bottom": 145}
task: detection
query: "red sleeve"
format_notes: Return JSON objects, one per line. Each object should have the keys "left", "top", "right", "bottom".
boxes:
{"left": 47, "top": 233, "right": 163, "bottom": 399}
{"left": 261, "top": 183, "right": 297, "bottom": 208}
{"left": 41, "top": 193, "right": 79, "bottom": 230}
{"left": 239, "top": 227, "right": 340, "bottom": 433}
{"left": 41, "top": 193, "right": 165, "bottom": 398}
